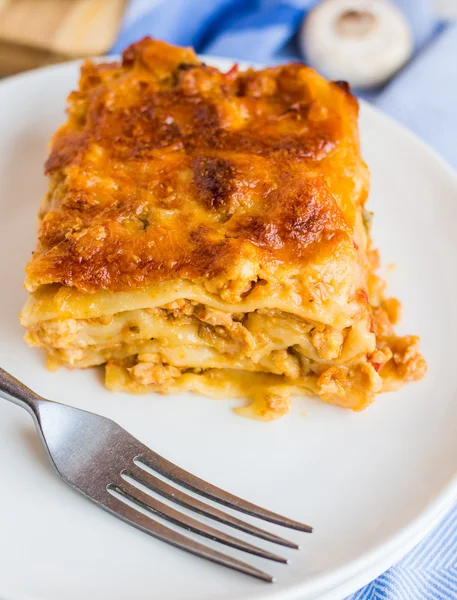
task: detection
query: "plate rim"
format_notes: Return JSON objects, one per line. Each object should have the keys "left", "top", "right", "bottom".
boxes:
{"left": 1, "top": 56, "right": 457, "bottom": 600}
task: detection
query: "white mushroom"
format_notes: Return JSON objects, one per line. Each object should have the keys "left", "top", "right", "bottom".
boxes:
{"left": 299, "top": 0, "right": 413, "bottom": 89}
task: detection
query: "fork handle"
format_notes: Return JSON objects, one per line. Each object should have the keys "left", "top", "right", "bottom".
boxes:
{"left": 0, "top": 367, "right": 44, "bottom": 415}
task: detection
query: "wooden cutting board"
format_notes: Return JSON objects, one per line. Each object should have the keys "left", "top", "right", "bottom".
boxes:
{"left": 0, "top": 0, "right": 126, "bottom": 76}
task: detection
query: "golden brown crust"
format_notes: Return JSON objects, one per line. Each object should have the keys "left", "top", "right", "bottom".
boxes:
{"left": 25, "top": 37, "right": 368, "bottom": 294}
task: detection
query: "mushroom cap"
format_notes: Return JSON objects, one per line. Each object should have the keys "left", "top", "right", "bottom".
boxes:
{"left": 300, "top": 0, "right": 413, "bottom": 89}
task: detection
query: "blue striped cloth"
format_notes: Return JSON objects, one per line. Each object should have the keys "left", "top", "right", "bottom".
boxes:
{"left": 113, "top": 2, "right": 457, "bottom": 597}
{"left": 352, "top": 503, "right": 457, "bottom": 599}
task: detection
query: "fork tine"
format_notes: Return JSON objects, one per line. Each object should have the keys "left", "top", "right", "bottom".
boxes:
{"left": 101, "top": 489, "right": 275, "bottom": 582}
{"left": 125, "top": 465, "right": 299, "bottom": 549}
{"left": 135, "top": 451, "right": 313, "bottom": 532}
{"left": 113, "top": 481, "right": 288, "bottom": 563}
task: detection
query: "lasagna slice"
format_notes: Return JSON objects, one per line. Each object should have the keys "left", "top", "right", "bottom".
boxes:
{"left": 20, "top": 37, "right": 426, "bottom": 420}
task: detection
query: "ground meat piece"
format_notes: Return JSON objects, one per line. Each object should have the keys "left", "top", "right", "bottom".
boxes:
{"left": 195, "top": 305, "right": 254, "bottom": 356}
{"left": 162, "top": 299, "right": 195, "bottom": 317}
{"left": 316, "top": 362, "right": 382, "bottom": 410}
{"left": 128, "top": 362, "right": 181, "bottom": 388}
{"left": 263, "top": 392, "right": 291, "bottom": 417}
{"left": 372, "top": 305, "right": 394, "bottom": 339}
{"left": 32, "top": 318, "right": 83, "bottom": 347}
{"left": 310, "top": 326, "right": 344, "bottom": 360}
{"left": 390, "top": 335, "right": 427, "bottom": 381}
{"left": 368, "top": 347, "right": 393, "bottom": 372}
{"left": 269, "top": 349, "right": 301, "bottom": 379}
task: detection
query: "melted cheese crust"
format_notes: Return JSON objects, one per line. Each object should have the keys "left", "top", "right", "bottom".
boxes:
{"left": 25, "top": 37, "right": 368, "bottom": 304}
{"left": 20, "top": 38, "right": 426, "bottom": 418}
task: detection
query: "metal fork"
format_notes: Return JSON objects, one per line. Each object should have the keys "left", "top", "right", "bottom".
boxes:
{"left": 0, "top": 367, "right": 312, "bottom": 582}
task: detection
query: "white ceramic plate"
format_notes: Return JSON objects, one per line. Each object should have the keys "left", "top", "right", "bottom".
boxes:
{"left": 1, "top": 57, "right": 457, "bottom": 600}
